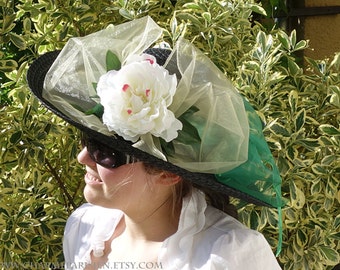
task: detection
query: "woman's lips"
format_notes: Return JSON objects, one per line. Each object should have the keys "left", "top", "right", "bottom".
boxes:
{"left": 85, "top": 172, "right": 103, "bottom": 185}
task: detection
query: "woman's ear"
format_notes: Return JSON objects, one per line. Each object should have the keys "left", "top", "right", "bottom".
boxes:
{"left": 156, "top": 171, "right": 182, "bottom": 186}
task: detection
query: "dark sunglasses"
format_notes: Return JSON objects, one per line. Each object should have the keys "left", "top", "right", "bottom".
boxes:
{"left": 81, "top": 135, "right": 138, "bottom": 169}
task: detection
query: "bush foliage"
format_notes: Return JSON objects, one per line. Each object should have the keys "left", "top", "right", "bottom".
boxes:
{"left": 0, "top": 0, "right": 339, "bottom": 269}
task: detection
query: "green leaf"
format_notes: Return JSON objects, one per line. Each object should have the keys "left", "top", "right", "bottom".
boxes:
{"left": 78, "top": 13, "right": 96, "bottom": 23}
{"left": 329, "top": 232, "right": 340, "bottom": 240}
{"left": 176, "top": 13, "right": 203, "bottom": 28}
{"left": 288, "top": 58, "right": 301, "bottom": 76}
{"left": 268, "top": 122, "right": 290, "bottom": 137}
{"left": 23, "top": 17, "right": 32, "bottom": 33}
{"left": 176, "top": 121, "right": 201, "bottom": 144}
{"left": 329, "top": 85, "right": 340, "bottom": 108}
{"left": 39, "top": 222, "right": 52, "bottom": 236}
{"left": 296, "top": 229, "right": 308, "bottom": 247}
{"left": 249, "top": 4, "right": 267, "bottom": 16}
{"left": 17, "top": 221, "right": 33, "bottom": 229}
{"left": 278, "top": 31, "right": 290, "bottom": 50}
{"left": 289, "top": 181, "right": 305, "bottom": 209}
{"left": 0, "top": 59, "right": 18, "bottom": 72}
{"left": 286, "top": 146, "right": 297, "bottom": 161}
{"left": 182, "top": 3, "right": 202, "bottom": 10}
{"left": 334, "top": 214, "right": 340, "bottom": 228}
{"left": 250, "top": 210, "right": 260, "bottom": 230}
{"left": 321, "top": 155, "right": 337, "bottom": 165}
{"left": 2, "top": 14, "right": 16, "bottom": 34}
{"left": 9, "top": 32, "right": 27, "bottom": 50}
{"left": 319, "top": 124, "right": 340, "bottom": 136}
{"left": 319, "top": 246, "right": 340, "bottom": 265}
{"left": 330, "top": 52, "right": 340, "bottom": 70}
{"left": 162, "top": 106, "right": 201, "bottom": 157}
{"left": 256, "top": 31, "right": 267, "bottom": 52}
{"left": 311, "top": 164, "right": 327, "bottom": 175}
{"left": 70, "top": 103, "right": 86, "bottom": 113}
{"left": 1, "top": 231, "right": 11, "bottom": 242}
{"left": 18, "top": 90, "right": 26, "bottom": 105}
{"left": 1, "top": 178, "right": 12, "bottom": 189}
{"left": 15, "top": 234, "right": 30, "bottom": 250}
{"left": 294, "top": 40, "right": 307, "bottom": 51}
{"left": 295, "top": 172, "right": 316, "bottom": 181}
{"left": 160, "top": 139, "right": 175, "bottom": 157}
{"left": 10, "top": 131, "right": 22, "bottom": 144}
{"left": 298, "top": 139, "right": 319, "bottom": 150}
{"left": 106, "top": 50, "right": 121, "bottom": 71}
{"left": 277, "top": 155, "right": 290, "bottom": 175}
{"left": 58, "top": 25, "right": 69, "bottom": 41}
{"left": 37, "top": 149, "right": 45, "bottom": 166}
{"left": 118, "top": 8, "right": 134, "bottom": 20}
{"left": 318, "top": 136, "right": 335, "bottom": 147}
{"left": 177, "top": 106, "right": 201, "bottom": 144}
{"left": 17, "top": 205, "right": 30, "bottom": 218}
{"left": 288, "top": 90, "right": 298, "bottom": 113}
{"left": 290, "top": 30, "right": 297, "bottom": 47}
{"left": 85, "top": 103, "right": 104, "bottom": 118}
{"left": 294, "top": 109, "right": 305, "bottom": 131}
{"left": 202, "top": 12, "right": 211, "bottom": 23}
{"left": 170, "top": 16, "right": 178, "bottom": 37}
{"left": 50, "top": 218, "right": 66, "bottom": 227}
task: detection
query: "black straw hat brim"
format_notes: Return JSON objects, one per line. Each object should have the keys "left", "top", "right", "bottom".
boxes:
{"left": 27, "top": 51, "right": 270, "bottom": 207}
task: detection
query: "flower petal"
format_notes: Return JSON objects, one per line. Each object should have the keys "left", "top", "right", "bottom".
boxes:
{"left": 97, "top": 53, "right": 181, "bottom": 142}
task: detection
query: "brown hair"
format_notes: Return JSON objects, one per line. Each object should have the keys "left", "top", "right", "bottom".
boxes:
{"left": 143, "top": 163, "right": 238, "bottom": 220}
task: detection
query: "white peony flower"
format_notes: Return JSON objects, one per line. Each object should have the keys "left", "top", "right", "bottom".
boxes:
{"left": 97, "top": 53, "right": 182, "bottom": 142}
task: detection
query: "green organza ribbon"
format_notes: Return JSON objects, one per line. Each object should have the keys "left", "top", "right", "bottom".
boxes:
{"left": 215, "top": 98, "right": 284, "bottom": 255}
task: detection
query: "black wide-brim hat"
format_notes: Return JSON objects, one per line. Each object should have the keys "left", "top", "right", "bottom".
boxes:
{"left": 27, "top": 16, "right": 283, "bottom": 208}
{"left": 27, "top": 49, "right": 269, "bottom": 206}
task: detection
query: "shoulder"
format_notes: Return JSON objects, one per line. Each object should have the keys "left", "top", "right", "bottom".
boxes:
{"left": 63, "top": 203, "right": 122, "bottom": 264}
{"left": 201, "top": 206, "right": 281, "bottom": 269}
{"left": 165, "top": 190, "right": 281, "bottom": 270}
{"left": 64, "top": 203, "right": 120, "bottom": 238}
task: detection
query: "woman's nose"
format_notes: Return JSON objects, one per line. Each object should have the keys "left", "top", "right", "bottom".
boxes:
{"left": 77, "top": 147, "right": 96, "bottom": 166}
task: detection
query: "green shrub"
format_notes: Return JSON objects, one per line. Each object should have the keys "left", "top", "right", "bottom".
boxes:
{"left": 0, "top": 0, "right": 339, "bottom": 269}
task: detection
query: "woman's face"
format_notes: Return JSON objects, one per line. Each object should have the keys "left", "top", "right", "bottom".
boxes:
{"left": 77, "top": 147, "right": 159, "bottom": 211}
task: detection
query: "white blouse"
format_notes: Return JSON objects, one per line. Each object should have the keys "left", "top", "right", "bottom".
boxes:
{"left": 63, "top": 189, "right": 282, "bottom": 270}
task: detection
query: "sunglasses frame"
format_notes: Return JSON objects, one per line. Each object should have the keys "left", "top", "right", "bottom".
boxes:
{"left": 81, "top": 134, "right": 138, "bottom": 169}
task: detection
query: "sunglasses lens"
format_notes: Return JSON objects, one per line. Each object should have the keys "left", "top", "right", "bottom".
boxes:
{"left": 89, "top": 146, "right": 120, "bottom": 168}
{"left": 82, "top": 135, "right": 135, "bottom": 168}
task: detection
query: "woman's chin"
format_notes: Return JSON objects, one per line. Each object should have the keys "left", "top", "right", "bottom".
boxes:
{"left": 83, "top": 189, "right": 116, "bottom": 209}
{"left": 83, "top": 187, "right": 102, "bottom": 205}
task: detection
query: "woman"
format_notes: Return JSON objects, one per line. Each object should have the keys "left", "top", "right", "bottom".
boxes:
{"left": 27, "top": 16, "right": 283, "bottom": 269}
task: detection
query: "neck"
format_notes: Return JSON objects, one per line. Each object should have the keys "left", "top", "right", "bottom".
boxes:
{"left": 120, "top": 195, "right": 181, "bottom": 243}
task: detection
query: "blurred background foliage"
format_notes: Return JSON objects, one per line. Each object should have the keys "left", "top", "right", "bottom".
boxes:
{"left": 0, "top": 0, "right": 339, "bottom": 269}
